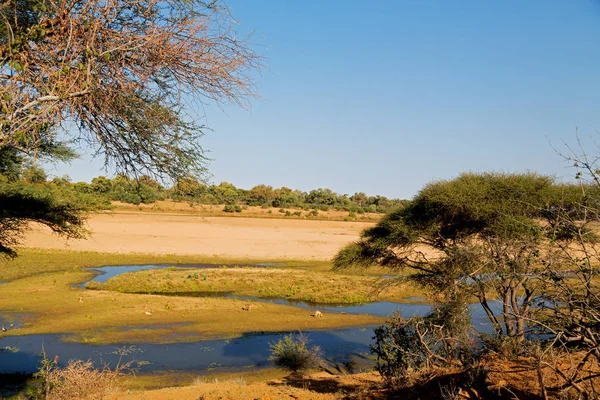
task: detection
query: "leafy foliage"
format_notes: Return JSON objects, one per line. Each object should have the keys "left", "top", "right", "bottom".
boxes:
{"left": 269, "top": 333, "right": 323, "bottom": 372}
{"left": 334, "top": 172, "right": 592, "bottom": 341}
{"left": 0, "top": 181, "right": 103, "bottom": 256}
{"left": 0, "top": 0, "right": 259, "bottom": 180}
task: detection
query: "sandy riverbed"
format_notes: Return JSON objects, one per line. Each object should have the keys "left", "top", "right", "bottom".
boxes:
{"left": 23, "top": 212, "right": 373, "bottom": 260}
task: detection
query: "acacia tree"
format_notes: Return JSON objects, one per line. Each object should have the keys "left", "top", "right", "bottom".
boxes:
{"left": 0, "top": 0, "right": 259, "bottom": 255}
{"left": 333, "top": 173, "right": 587, "bottom": 342}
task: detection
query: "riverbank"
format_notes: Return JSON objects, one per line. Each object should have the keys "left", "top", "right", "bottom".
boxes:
{"left": 0, "top": 250, "right": 387, "bottom": 345}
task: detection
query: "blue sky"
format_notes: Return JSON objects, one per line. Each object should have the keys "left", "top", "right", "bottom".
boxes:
{"left": 49, "top": 0, "right": 600, "bottom": 199}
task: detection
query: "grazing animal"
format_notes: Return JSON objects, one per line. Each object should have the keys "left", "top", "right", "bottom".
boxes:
{"left": 314, "top": 310, "right": 323, "bottom": 318}
{"left": 78, "top": 296, "right": 83, "bottom": 303}
{"left": 242, "top": 304, "right": 253, "bottom": 311}
{"left": 145, "top": 310, "right": 152, "bottom": 316}
{"left": 1, "top": 326, "right": 6, "bottom": 332}
{"left": 9, "top": 324, "right": 14, "bottom": 329}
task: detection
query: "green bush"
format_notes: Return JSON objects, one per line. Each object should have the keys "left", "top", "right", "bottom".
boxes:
{"left": 269, "top": 333, "right": 323, "bottom": 372}
{"left": 223, "top": 204, "right": 242, "bottom": 213}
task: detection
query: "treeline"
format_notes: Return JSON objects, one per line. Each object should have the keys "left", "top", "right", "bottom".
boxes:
{"left": 1, "top": 163, "right": 407, "bottom": 214}
{"left": 70, "top": 174, "right": 407, "bottom": 213}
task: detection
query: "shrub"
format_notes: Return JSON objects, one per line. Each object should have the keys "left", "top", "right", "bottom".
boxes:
{"left": 269, "top": 333, "right": 323, "bottom": 372}
{"left": 32, "top": 351, "right": 125, "bottom": 400}
{"left": 307, "top": 210, "right": 319, "bottom": 217}
{"left": 223, "top": 204, "right": 242, "bottom": 213}
{"left": 371, "top": 304, "right": 476, "bottom": 388}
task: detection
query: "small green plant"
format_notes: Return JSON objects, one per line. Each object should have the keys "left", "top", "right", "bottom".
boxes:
{"left": 307, "top": 209, "right": 319, "bottom": 217}
{"left": 186, "top": 272, "right": 199, "bottom": 280}
{"left": 269, "top": 333, "right": 323, "bottom": 372}
{"left": 348, "top": 212, "right": 356, "bottom": 218}
{"left": 223, "top": 204, "right": 242, "bottom": 213}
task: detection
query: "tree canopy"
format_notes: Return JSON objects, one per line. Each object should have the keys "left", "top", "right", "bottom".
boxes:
{"left": 0, "top": 0, "right": 260, "bottom": 256}
{"left": 0, "top": 0, "right": 258, "bottom": 179}
{"left": 334, "top": 172, "right": 593, "bottom": 340}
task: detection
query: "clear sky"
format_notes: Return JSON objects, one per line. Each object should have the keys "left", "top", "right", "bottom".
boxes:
{"left": 48, "top": 0, "right": 600, "bottom": 199}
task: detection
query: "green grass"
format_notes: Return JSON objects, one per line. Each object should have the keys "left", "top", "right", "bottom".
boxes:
{"left": 89, "top": 267, "right": 423, "bottom": 304}
{"left": 0, "top": 248, "right": 335, "bottom": 282}
{"left": 0, "top": 247, "right": 404, "bottom": 281}
{"left": 0, "top": 249, "right": 396, "bottom": 344}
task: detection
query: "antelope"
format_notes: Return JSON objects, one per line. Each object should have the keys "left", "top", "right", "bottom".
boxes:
{"left": 1, "top": 326, "right": 6, "bottom": 332}
{"left": 314, "top": 310, "right": 323, "bottom": 318}
{"left": 145, "top": 310, "right": 153, "bottom": 316}
{"left": 78, "top": 296, "right": 83, "bottom": 303}
{"left": 241, "top": 304, "right": 253, "bottom": 311}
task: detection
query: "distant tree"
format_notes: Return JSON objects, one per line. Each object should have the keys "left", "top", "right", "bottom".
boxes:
{"left": 52, "top": 175, "right": 71, "bottom": 187}
{"left": 351, "top": 192, "right": 368, "bottom": 206}
{"left": 90, "top": 176, "right": 112, "bottom": 193}
{"left": 73, "top": 182, "right": 93, "bottom": 194}
{"left": 172, "top": 177, "right": 202, "bottom": 198}
{"left": 306, "top": 188, "right": 338, "bottom": 206}
{"left": 248, "top": 184, "right": 275, "bottom": 206}
{"left": 273, "top": 186, "right": 302, "bottom": 207}
{"left": 212, "top": 182, "right": 239, "bottom": 205}
{"left": 137, "top": 175, "right": 162, "bottom": 191}
{"left": 22, "top": 165, "right": 46, "bottom": 183}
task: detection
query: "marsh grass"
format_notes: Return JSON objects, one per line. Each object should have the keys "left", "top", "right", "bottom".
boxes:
{"left": 0, "top": 248, "right": 335, "bottom": 281}
{"left": 91, "top": 267, "right": 423, "bottom": 304}
{"left": 0, "top": 250, "right": 385, "bottom": 344}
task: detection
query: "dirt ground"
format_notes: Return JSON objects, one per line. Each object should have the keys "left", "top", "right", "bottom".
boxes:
{"left": 111, "top": 371, "right": 384, "bottom": 400}
{"left": 22, "top": 212, "right": 374, "bottom": 260}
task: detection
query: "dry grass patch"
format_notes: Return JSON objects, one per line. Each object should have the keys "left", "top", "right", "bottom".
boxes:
{"left": 111, "top": 200, "right": 384, "bottom": 222}
{"left": 110, "top": 371, "right": 384, "bottom": 400}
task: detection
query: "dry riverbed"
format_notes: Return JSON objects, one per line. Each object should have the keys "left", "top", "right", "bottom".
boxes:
{"left": 22, "top": 212, "right": 374, "bottom": 260}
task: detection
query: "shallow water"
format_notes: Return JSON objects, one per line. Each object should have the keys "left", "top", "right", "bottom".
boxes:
{"left": 0, "top": 264, "right": 500, "bottom": 375}
{"left": 0, "top": 326, "right": 376, "bottom": 374}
